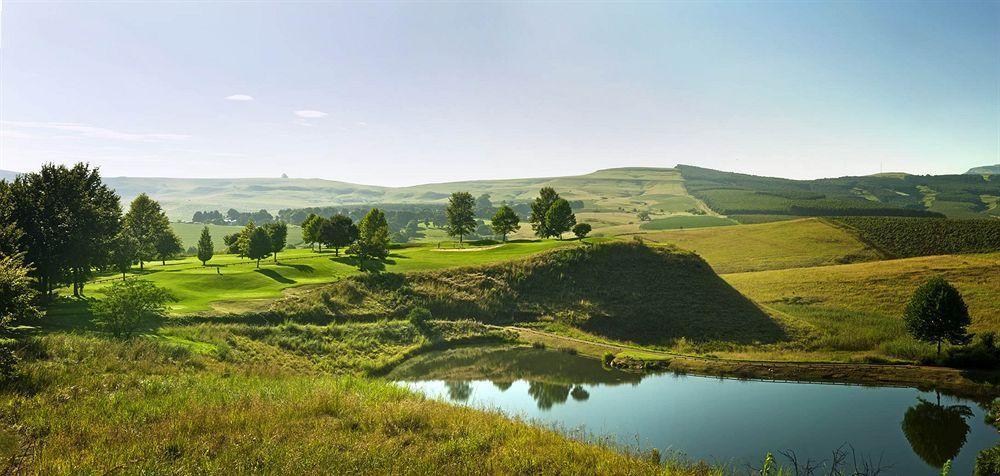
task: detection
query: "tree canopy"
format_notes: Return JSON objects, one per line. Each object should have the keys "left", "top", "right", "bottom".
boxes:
{"left": 123, "top": 193, "right": 171, "bottom": 270}
{"left": 490, "top": 205, "right": 520, "bottom": 242}
{"left": 545, "top": 199, "right": 577, "bottom": 239}
{"left": 322, "top": 214, "right": 358, "bottom": 255}
{"left": 529, "top": 187, "right": 561, "bottom": 238}
{"left": 446, "top": 192, "right": 477, "bottom": 244}
{"left": 265, "top": 222, "right": 288, "bottom": 262}
{"left": 349, "top": 208, "right": 390, "bottom": 270}
{"left": 572, "top": 223, "right": 592, "bottom": 240}
{"left": 197, "top": 226, "right": 214, "bottom": 266}
{"left": 247, "top": 226, "right": 272, "bottom": 268}
{"left": 904, "top": 276, "right": 972, "bottom": 355}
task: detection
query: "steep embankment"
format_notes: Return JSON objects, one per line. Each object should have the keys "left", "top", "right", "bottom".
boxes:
{"left": 277, "top": 241, "right": 786, "bottom": 346}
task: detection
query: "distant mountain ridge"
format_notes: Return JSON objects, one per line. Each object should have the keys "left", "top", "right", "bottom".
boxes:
{"left": 966, "top": 165, "right": 1000, "bottom": 175}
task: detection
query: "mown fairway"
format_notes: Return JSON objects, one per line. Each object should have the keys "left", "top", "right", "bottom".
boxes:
{"left": 62, "top": 240, "right": 584, "bottom": 315}
{"left": 641, "top": 218, "right": 881, "bottom": 273}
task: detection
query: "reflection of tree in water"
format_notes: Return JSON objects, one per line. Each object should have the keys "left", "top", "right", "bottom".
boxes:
{"left": 570, "top": 385, "right": 590, "bottom": 401}
{"left": 901, "top": 395, "right": 973, "bottom": 469}
{"left": 445, "top": 381, "right": 473, "bottom": 402}
{"left": 528, "top": 382, "right": 571, "bottom": 410}
{"left": 492, "top": 380, "right": 513, "bottom": 392}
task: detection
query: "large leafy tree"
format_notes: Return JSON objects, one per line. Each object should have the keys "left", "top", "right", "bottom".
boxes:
{"left": 475, "top": 193, "right": 494, "bottom": 218}
{"left": 529, "top": 187, "right": 560, "bottom": 238}
{"left": 348, "top": 208, "right": 390, "bottom": 270}
{"left": 323, "top": 214, "right": 358, "bottom": 255}
{"left": 246, "top": 227, "right": 272, "bottom": 268}
{"left": 236, "top": 221, "right": 257, "bottom": 258}
{"left": 545, "top": 199, "right": 576, "bottom": 240}
{"left": 6, "top": 163, "right": 121, "bottom": 296}
{"left": 0, "top": 253, "right": 42, "bottom": 328}
{"left": 490, "top": 205, "right": 520, "bottom": 242}
{"left": 154, "top": 229, "right": 183, "bottom": 265}
{"left": 301, "top": 213, "right": 322, "bottom": 251}
{"left": 110, "top": 231, "right": 139, "bottom": 280}
{"left": 446, "top": 192, "right": 477, "bottom": 244}
{"left": 196, "top": 226, "right": 214, "bottom": 266}
{"left": 904, "top": 277, "right": 972, "bottom": 356}
{"left": 265, "top": 222, "right": 288, "bottom": 263}
{"left": 123, "top": 193, "right": 171, "bottom": 270}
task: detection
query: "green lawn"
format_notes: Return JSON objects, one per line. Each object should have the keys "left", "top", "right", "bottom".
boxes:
{"left": 61, "top": 239, "right": 585, "bottom": 315}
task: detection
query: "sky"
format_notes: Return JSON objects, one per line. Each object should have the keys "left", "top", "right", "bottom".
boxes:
{"left": 0, "top": 2, "right": 997, "bottom": 186}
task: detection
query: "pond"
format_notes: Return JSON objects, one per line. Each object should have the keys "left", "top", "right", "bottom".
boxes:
{"left": 390, "top": 346, "right": 999, "bottom": 475}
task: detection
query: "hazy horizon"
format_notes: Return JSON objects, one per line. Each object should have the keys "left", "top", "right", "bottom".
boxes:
{"left": 2, "top": 2, "right": 998, "bottom": 186}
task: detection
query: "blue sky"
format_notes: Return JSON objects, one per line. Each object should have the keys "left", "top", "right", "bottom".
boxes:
{"left": 1, "top": 2, "right": 997, "bottom": 185}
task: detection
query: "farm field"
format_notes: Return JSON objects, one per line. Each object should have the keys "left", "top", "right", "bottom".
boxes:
{"left": 640, "top": 218, "right": 881, "bottom": 273}
{"left": 171, "top": 222, "right": 305, "bottom": 250}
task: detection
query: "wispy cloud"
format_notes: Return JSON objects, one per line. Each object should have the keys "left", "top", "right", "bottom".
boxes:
{"left": 1, "top": 121, "right": 190, "bottom": 142}
{"left": 225, "top": 94, "right": 254, "bottom": 101}
{"left": 294, "top": 110, "right": 328, "bottom": 119}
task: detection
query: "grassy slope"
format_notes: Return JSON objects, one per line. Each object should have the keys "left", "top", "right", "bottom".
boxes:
{"left": 2, "top": 331, "right": 693, "bottom": 474}
{"left": 722, "top": 253, "right": 1000, "bottom": 360}
{"left": 640, "top": 218, "right": 880, "bottom": 273}
{"left": 56, "top": 240, "right": 582, "bottom": 315}
{"left": 281, "top": 242, "right": 785, "bottom": 346}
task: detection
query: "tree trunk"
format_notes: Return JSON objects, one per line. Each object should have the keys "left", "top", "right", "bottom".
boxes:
{"left": 937, "top": 340, "right": 942, "bottom": 356}
{"left": 256, "top": 258, "right": 260, "bottom": 268}
{"left": 140, "top": 260, "right": 144, "bottom": 270}
{"left": 274, "top": 253, "right": 278, "bottom": 263}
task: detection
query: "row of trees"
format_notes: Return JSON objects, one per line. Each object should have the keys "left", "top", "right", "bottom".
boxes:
{"left": 298, "top": 209, "right": 390, "bottom": 268}
{"left": 442, "top": 188, "right": 588, "bottom": 243}
{"left": 221, "top": 221, "right": 288, "bottom": 268}
{"left": 0, "top": 164, "right": 185, "bottom": 297}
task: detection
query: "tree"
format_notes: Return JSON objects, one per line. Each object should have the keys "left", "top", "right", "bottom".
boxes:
{"left": 123, "top": 193, "right": 171, "bottom": 270}
{"left": 475, "top": 193, "right": 494, "bottom": 218}
{"left": 223, "top": 232, "right": 241, "bottom": 254}
{"left": 572, "top": 223, "right": 592, "bottom": 240}
{"left": 445, "top": 192, "right": 477, "bottom": 244}
{"left": 302, "top": 214, "right": 325, "bottom": 251}
{"left": 154, "top": 229, "right": 183, "bottom": 265}
{"left": 529, "top": 187, "right": 560, "bottom": 238}
{"left": 6, "top": 163, "right": 121, "bottom": 297}
{"left": 323, "top": 214, "right": 358, "bottom": 255}
{"left": 265, "top": 222, "right": 288, "bottom": 263}
{"left": 92, "top": 279, "right": 173, "bottom": 338}
{"left": 490, "top": 205, "right": 520, "bottom": 242}
{"left": 545, "top": 199, "right": 576, "bottom": 240}
{"left": 236, "top": 221, "right": 257, "bottom": 258}
{"left": 348, "top": 208, "right": 390, "bottom": 270}
{"left": 196, "top": 226, "right": 214, "bottom": 266}
{"left": 904, "top": 277, "right": 972, "bottom": 356}
{"left": 246, "top": 227, "right": 272, "bottom": 268}
{"left": 110, "top": 231, "right": 138, "bottom": 280}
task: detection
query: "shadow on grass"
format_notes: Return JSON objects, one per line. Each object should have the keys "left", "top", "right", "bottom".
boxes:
{"left": 275, "top": 262, "right": 315, "bottom": 273}
{"left": 329, "top": 255, "right": 390, "bottom": 272}
{"left": 254, "top": 268, "right": 297, "bottom": 284}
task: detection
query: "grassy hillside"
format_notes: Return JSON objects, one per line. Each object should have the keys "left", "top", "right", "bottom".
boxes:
{"left": 93, "top": 168, "right": 699, "bottom": 223}
{"left": 723, "top": 253, "right": 1000, "bottom": 360}
{"left": 677, "top": 165, "right": 998, "bottom": 218}
{"left": 279, "top": 241, "right": 785, "bottom": 346}
{"left": 641, "top": 218, "right": 880, "bottom": 273}
{"left": 967, "top": 165, "right": 1000, "bottom": 175}
{"left": 638, "top": 215, "right": 736, "bottom": 230}
{"left": 833, "top": 217, "right": 1000, "bottom": 258}
{"left": 1, "top": 329, "right": 695, "bottom": 474}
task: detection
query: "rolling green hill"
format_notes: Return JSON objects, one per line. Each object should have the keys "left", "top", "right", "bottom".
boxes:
{"left": 279, "top": 241, "right": 785, "bottom": 346}
{"left": 967, "top": 165, "right": 1000, "bottom": 175}
{"left": 170, "top": 222, "right": 304, "bottom": 251}
{"left": 677, "top": 165, "right": 999, "bottom": 218}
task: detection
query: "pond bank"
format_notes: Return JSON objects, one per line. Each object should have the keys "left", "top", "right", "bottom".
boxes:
{"left": 506, "top": 326, "right": 1000, "bottom": 400}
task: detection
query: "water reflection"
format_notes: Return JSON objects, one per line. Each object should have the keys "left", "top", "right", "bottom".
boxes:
{"left": 901, "top": 394, "right": 974, "bottom": 469}
{"left": 393, "top": 346, "right": 997, "bottom": 475}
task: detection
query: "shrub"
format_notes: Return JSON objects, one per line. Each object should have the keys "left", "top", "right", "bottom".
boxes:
{"left": 975, "top": 445, "right": 1000, "bottom": 476}
{"left": 407, "top": 307, "right": 432, "bottom": 329}
{"left": 93, "top": 279, "right": 174, "bottom": 337}
{"left": 603, "top": 351, "right": 615, "bottom": 366}
{"left": 937, "top": 332, "right": 1000, "bottom": 369}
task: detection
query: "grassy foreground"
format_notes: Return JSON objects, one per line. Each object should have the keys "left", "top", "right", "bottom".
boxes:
{"left": 1, "top": 328, "right": 706, "bottom": 474}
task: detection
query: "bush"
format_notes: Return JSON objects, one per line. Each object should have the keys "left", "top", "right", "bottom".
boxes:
{"left": 975, "top": 445, "right": 1000, "bottom": 476}
{"left": 93, "top": 279, "right": 174, "bottom": 337}
{"left": 407, "top": 307, "right": 432, "bottom": 329}
{"left": 0, "top": 339, "right": 18, "bottom": 383}
{"left": 603, "top": 351, "right": 615, "bottom": 366}
{"left": 937, "top": 332, "right": 1000, "bottom": 369}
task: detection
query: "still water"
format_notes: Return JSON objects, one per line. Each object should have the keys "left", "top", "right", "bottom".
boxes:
{"left": 391, "top": 346, "right": 998, "bottom": 475}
